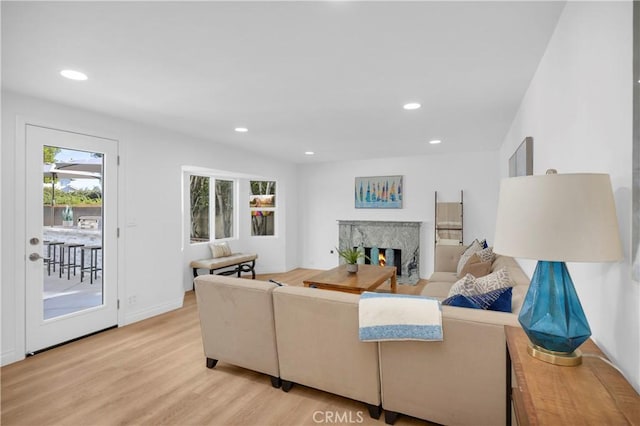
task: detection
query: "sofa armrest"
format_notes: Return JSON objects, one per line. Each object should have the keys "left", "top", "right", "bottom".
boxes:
{"left": 194, "top": 275, "right": 279, "bottom": 377}
{"left": 434, "top": 244, "right": 467, "bottom": 273}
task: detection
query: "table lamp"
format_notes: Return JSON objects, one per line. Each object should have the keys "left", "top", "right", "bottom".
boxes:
{"left": 493, "top": 170, "right": 622, "bottom": 366}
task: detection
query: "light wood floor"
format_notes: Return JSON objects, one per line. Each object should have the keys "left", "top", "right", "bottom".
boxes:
{"left": 1, "top": 269, "right": 433, "bottom": 426}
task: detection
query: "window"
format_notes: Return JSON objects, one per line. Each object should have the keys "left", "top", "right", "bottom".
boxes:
{"left": 214, "top": 179, "right": 234, "bottom": 239}
{"left": 190, "top": 175, "right": 209, "bottom": 243}
{"left": 250, "top": 180, "right": 276, "bottom": 236}
{"left": 190, "top": 175, "right": 235, "bottom": 243}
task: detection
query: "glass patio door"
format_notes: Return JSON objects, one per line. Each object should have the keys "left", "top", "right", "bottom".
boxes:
{"left": 25, "top": 125, "right": 118, "bottom": 353}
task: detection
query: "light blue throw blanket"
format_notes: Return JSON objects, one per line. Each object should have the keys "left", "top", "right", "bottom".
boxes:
{"left": 358, "top": 292, "right": 443, "bottom": 342}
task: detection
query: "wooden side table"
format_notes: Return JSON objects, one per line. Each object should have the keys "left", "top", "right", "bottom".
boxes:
{"left": 505, "top": 325, "right": 640, "bottom": 425}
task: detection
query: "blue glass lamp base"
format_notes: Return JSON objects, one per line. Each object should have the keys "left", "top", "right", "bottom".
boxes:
{"left": 518, "top": 261, "right": 591, "bottom": 365}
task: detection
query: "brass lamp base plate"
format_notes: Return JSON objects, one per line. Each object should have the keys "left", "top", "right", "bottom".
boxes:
{"left": 527, "top": 343, "right": 583, "bottom": 367}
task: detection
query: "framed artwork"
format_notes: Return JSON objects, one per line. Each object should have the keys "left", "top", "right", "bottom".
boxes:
{"left": 509, "top": 137, "right": 534, "bottom": 177}
{"left": 355, "top": 175, "right": 403, "bottom": 209}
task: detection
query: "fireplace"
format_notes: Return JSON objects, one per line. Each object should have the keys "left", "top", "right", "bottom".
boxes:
{"left": 338, "top": 220, "right": 422, "bottom": 285}
{"left": 359, "top": 247, "right": 403, "bottom": 275}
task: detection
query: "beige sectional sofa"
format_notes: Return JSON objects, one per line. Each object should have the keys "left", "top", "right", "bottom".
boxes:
{"left": 194, "top": 246, "right": 530, "bottom": 425}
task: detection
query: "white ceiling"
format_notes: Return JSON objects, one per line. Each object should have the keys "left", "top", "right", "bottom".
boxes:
{"left": 2, "top": 1, "right": 565, "bottom": 164}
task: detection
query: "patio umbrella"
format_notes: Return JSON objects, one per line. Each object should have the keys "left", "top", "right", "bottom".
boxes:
{"left": 54, "top": 159, "right": 103, "bottom": 174}
{"left": 43, "top": 164, "right": 101, "bottom": 226}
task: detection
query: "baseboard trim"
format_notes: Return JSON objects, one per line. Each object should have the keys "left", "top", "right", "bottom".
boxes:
{"left": 1, "top": 349, "right": 23, "bottom": 366}
{"left": 123, "top": 296, "right": 184, "bottom": 325}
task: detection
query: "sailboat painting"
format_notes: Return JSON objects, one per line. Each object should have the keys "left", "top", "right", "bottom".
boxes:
{"left": 355, "top": 175, "right": 403, "bottom": 209}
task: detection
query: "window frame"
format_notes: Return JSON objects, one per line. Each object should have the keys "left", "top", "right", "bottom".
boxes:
{"left": 249, "top": 180, "right": 277, "bottom": 238}
{"left": 189, "top": 173, "right": 238, "bottom": 245}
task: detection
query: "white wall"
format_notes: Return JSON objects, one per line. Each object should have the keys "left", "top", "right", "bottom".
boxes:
{"left": 297, "top": 151, "right": 500, "bottom": 278}
{"left": 500, "top": 2, "right": 639, "bottom": 392}
{"left": 1, "top": 90, "right": 298, "bottom": 365}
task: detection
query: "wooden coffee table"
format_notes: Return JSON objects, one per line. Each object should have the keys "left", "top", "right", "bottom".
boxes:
{"left": 303, "top": 264, "right": 397, "bottom": 294}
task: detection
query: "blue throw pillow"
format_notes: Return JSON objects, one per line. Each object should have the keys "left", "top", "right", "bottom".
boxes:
{"left": 443, "top": 287, "right": 512, "bottom": 312}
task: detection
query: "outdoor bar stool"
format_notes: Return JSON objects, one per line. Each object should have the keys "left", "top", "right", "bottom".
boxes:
{"left": 44, "top": 241, "right": 64, "bottom": 276}
{"left": 81, "top": 245, "right": 102, "bottom": 284}
{"left": 59, "top": 243, "right": 84, "bottom": 279}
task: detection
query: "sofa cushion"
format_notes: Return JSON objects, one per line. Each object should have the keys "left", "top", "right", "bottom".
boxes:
{"left": 448, "top": 267, "right": 514, "bottom": 298}
{"left": 443, "top": 287, "right": 512, "bottom": 312}
{"left": 421, "top": 280, "right": 455, "bottom": 300}
{"left": 434, "top": 245, "right": 467, "bottom": 273}
{"left": 430, "top": 271, "right": 459, "bottom": 283}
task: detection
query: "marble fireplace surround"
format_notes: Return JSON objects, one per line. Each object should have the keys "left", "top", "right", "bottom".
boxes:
{"left": 338, "top": 220, "right": 422, "bottom": 284}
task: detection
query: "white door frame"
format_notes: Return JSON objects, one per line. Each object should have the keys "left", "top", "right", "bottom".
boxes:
{"left": 13, "top": 116, "right": 125, "bottom": 360}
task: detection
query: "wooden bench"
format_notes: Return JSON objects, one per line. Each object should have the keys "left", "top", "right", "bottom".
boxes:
{"left": 190, "top": 253, "right": 258, "bottom": 279}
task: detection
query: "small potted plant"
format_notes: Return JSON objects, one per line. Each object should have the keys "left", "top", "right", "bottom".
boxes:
{"left": 61, "top": 205, "right": 74, "bottom": 227}
{"left": 336, "top": 246, "right": 367, "bottom": 273}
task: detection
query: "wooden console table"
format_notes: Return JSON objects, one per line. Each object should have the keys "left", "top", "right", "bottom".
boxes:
{"left": 505, "top": 325, "right": 640, "bottom": 425}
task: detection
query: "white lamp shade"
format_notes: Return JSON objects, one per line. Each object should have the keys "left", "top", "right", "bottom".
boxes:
{"left": 493, "top": 173, "right": 623, "bottom": 262}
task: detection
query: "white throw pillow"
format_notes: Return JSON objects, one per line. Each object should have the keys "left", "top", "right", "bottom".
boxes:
{"left": 209, "top": 241, "right": 232, "bottom": 258}
{"left": 448, "top": 267, "right": 514, "bottom": 298}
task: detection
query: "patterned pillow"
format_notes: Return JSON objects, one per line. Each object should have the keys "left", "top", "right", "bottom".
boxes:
{"left": 456, "top": 240, "right": 483, "bottom": 276}
{"left": 476, "top": 247, "right": 495, "bottom": 263}
{"left": 443, "top": 287, "right": 512, "bottom": 312}
{"left": 209, "top": 242, "right": 232, "bottom": 258}
{"left": 448, "top": 267, "right": 514, "bottom": 298}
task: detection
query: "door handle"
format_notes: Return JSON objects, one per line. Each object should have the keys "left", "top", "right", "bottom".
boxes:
{"left": 29, "top": 253, "right": 43, "bottom": 261}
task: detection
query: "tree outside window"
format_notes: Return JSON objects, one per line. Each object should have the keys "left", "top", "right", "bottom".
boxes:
{"left": 250, "top": 180, "right": 276, "bottom": 236}
{"left": 190, "top": 176, "right": 235, "bottom": 243}
{"left": 215, "top": 180, "right": 234, "bottom": 239}
{"left": 190, "top": 175, "right": 210, "bottom": 243}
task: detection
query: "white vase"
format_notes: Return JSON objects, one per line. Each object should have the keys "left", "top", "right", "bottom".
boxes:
{"left": 62, "top": 220, "right": 73, "bottom": 227}
{"left": 346, "top": 264, "right": 359, "bottom": 273}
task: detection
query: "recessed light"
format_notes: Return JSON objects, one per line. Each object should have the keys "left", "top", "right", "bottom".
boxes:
{"left": 234, "top": 127, "right": 248, "bottom": 133}
{"left": 60, "top": 69, "right": 88, "bottom": 81}
{"left": 304, "top": 151, "right": 315, "bottom": 156}
{"left": 403, "top": 102, "right": 421, "bottom": 110}
{"left": 429, "top": 139, "right": 442, "bottom": 145}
